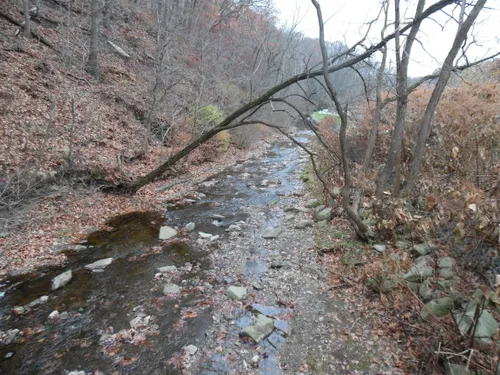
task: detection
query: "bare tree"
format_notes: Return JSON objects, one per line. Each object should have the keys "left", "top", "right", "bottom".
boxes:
{"left": 85, "top": 0, "right": 100, "bottom": 79}
{"left": 22, "top": 0, "right": 31, "bottom": 37}
{"left": 105, "top": 0, "right": 456, "bottom": 195}
{"left": 375, "top": 0, "right": 426, "bottom": 198}
{"left": 362, "top": 0, "right": 389, "bottom": 172}
{"left": 406, "top": 0, "right": 488, "bottom": 190}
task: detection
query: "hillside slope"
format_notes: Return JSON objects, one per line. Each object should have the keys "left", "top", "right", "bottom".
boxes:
{"left": 0, "top": 0, "right": 270, "bottom": 279}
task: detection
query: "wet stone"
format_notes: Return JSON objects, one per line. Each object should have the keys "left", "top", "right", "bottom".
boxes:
{"left": 240, "top": 314, "right": 274, "bottom": 343}
{"left": 84, "top": 258, "right": 113, "bottom": 272}
{"left": 51, "top": 270, "right": 72, "bottom": 290}
{"left": 27, "top": 295, "right": 48, "bottom": 308}
{"left": 273, "top": 319, "right": 290, "bottom": 335}
{"left": 267, "top": 331, "right": 286, "bottom": 349}
{"left": 186, "top": 222, "right": 196, "bottom": 231}
{"left": 159, "top": 226, "right": 177, "bottom": 240}
{"left": 163, "top": 284, "right": 181, "bottom": 295}
{"left": 130, "top": 314, "right": 151, "bottom": 329}
{"left": 12, "top": 306, "right": 25, "bottom": 316}
{"left": 157, "top": 265, "right": 177, "bottom": 273}
{"left": 48, "top": 310, "right": 60, "bottom": 320}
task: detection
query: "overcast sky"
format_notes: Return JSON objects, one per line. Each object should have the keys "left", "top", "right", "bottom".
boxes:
{"left": 272, "top": 0, "right": 500, "bottom": 77}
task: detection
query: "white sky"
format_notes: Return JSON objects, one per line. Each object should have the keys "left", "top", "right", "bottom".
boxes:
{"left": 273, "top": 0, "right": 500, "bottom": 77}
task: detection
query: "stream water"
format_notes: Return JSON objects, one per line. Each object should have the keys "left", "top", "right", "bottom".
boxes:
{"left": 0, "top": 131, "right": 310, "bottom": 374}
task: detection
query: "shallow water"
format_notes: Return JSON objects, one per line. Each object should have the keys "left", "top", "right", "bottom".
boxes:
{"left": 0, "top": 132, "right": 310, "bottom": 374}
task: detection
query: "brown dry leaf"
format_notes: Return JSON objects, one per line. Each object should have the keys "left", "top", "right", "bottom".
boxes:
{"left": 182, "top": 310, "right": 198, "bottom": 319}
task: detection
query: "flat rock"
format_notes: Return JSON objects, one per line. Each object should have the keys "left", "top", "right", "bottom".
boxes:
{"left": 262, "top": 227, "right": 282, "bottom": 239}
{"left": 27, "top": 295, "right": 48, "bottom": 308}
{"left": 84, "top": 258, "right": 113, "bottom": 272}
{"left": 294, "top": 220, "right": 313, "bottom": 229}
{"left": 157, "top": 265, "right": 177, "bottom": 273}
{"left": 12, "top": 306, "right": 25, "bottom": 316}
{"left": 198, "top": 232, "right": 213, "bottom": 238}
{"left": 48, "top": 310, "right": 60, "bottom": 320}
{"left": 226, "top": 286, "right": 247, "bottom": 300}
{"left": 159, "top": 226, "right": 177, "bottom": 240}
{"left": 443, "top": 363, "right": 481, "bottom": 375}
{"left": 51, "top": 270, "right": 72, "bottom": 290}
{"left": 439, "top": 257, "right": 456, "bottom": 269}
{"left": 239, "top": 314, "right": 274, "bottom": 343}
{"left": 314, "top": 207, "right": 332, "bottom": 222}
{"left": 316, "top": 220, "right": 328, "bottom": 229}
{"left": 403, "top": 263, "right": 433, "bottom": 282}
{"left": 413, "top": 241, "right": 438, "bottom": 256}
{"left": 130, "top": 314, "right": 151, "bottom": 328}
{"left": 421, "top": 297, "right": 453, "bottom": 319}
{"left": 373, "top": 244, "right": 386, "bottom": 253}
{"left": 439, "top": 268, "right": 455, "bottom": 279}
{"left": 163, "top": 284, "right": 181, "bottom": 295}
{"left": 305, "top": 199, "right": 320, "bottom": 208}
{"left": 419, "top": 279, "right": 434, "bottom": 301}
{"left": 184, "top": 344, "right": 198, "bottom": 355}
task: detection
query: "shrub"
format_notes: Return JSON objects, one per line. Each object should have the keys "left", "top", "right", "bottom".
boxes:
{"left": 190, "top": 104, "right": 225, "bottom": 133}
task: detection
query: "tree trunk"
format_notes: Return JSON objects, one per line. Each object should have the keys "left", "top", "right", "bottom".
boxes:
{"left": 23, "top": 0, "right": 31, "bottom": 37}
{"left": 362, "top": 0, "right": 389, "bottom": 172}
{"left": 311, "top": 0, "right": 369, "bottom": 241}
{"left": 85, "top": 0, "right": 100, "bottom": 79}
{"left": 406, "top": 0, "right": 488, "bottom": 190}
{"left": 376, "top": 0, "right": 425, "bottom": 199}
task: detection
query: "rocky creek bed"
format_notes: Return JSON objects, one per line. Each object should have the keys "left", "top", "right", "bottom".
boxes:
{"left": 0, "top": 131, "right": 397, "bottom": 374}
